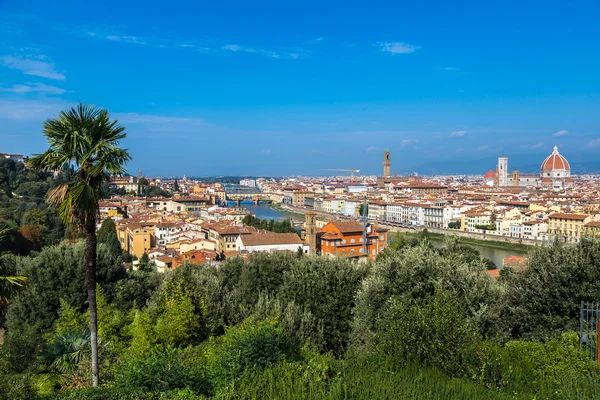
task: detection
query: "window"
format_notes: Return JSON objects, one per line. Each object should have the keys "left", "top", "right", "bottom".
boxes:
{"left": 350, "top": 239, "right": 355, "bottom": 243}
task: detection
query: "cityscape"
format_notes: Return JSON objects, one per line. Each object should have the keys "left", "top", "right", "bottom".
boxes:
{"left": 2, "top": 0, "right": 600, "bottom": 399}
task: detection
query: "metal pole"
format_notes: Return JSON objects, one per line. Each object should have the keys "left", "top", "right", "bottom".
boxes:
{"left": 581, "top": 301, "right": 585, "bottom": 350}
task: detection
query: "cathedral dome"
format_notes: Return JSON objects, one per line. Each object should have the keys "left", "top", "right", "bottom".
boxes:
{"left": 541, "top": 146, "right": 570, "bottom": 172}
{"left": 484, "top": 170, "right": 496, "bottom": 179}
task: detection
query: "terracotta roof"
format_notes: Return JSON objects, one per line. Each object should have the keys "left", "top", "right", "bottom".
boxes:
{"left": 240, "top": 232, "right": 303, "bottom": 246}
{"left": 486, "top": 269, "right": 500, "bottom": 278}
{"left": 541, "top": 146, "right": 570, "bottom": 171}
{"left": 330, "top": 221, "right": 364, "bottom": 233}
{"left": 484, "top": 170, "right": 496, "bottom": 179}
{"left": 549, "top": 213, "right": 590, "bottom": 221}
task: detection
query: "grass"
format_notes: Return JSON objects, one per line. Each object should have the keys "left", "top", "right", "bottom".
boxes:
{"left": 270, "top": 203, "right": 305, "bottom": 219}
{"left": 225, "top": 358, "right": 514, "bottom": 400}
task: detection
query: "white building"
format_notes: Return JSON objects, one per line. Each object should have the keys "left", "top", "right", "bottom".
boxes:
{"left": 0, "top": 153, "right": 25, "bottom": 163}
{"left": 236, "top": 232, "right": 306, "bottom": 253}
{"left": 240, "top": 179, "right": 256, "bottom": 187}
{"left": 423, "top": 205, "right": 444, "bottom": 229}
{"left": 341, "top": 199, "right": 362, "bottom": 217}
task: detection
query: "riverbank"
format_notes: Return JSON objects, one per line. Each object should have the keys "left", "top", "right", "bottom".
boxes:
{"left": 270, "top": 203, "right": 305, "bottom": 220}
{"left": 394, "top": 230, "right": 532, "bottom": 253}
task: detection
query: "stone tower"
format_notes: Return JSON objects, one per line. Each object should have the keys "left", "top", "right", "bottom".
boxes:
{"left": 383, "top": 150, "right": 391, "bottom": 177}
{"left": 305, "top": 211, "right": 317, "bottom": 255}
{"left": 497, "top": 157, "right": 508, "bottom": 187}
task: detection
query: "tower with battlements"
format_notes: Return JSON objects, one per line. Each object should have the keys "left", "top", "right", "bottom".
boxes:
{"left": 305, "top": 211, "right": 317, "bottom": 255}
{"left": 383, "top": 150, "right": 391, "bottom": 177}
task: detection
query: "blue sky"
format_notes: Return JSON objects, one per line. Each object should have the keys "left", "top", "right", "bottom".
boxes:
{"left": 1, "top": 0, "right": 599, "bottom": 176}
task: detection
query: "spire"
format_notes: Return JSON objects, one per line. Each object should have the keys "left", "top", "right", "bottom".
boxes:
{"left": 553, "top": 145, "right": 559, "bottom": 154}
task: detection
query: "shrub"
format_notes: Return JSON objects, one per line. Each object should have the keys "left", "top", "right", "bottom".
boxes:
{"left": 112, "top": 346, "right": 210, "bottom": 396}
{"left": 208, "top": 318, "right": 295, "bottom": 390}
{"left": 0, "top": 373, "right": 38, "bottom": 400}
{"left": 280, "top": 256, "right": 367, "bottom": 354}
{"left": 500, "top": 332, "right": 600, "bottom": 390}
{"left": 376, "top": 290, "right": 480, "bottom": 377}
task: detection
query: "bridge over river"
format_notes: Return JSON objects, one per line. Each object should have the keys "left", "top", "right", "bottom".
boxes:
{"left": 224, "top": 185, "right": 277, "bottom": 206}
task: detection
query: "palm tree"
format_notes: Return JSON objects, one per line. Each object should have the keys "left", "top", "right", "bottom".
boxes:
{"left": 28, "top": 104, "right": 131, "bottom": 387}
{"left": 0, "top": 228, "right": 27, "bottom": 314}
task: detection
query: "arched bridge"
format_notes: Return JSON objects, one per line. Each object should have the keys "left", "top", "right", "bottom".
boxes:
{"left": 226, "top": 193, "right": 274, "bottom": 206}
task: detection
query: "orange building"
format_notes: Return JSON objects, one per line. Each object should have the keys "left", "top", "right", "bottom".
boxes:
{"left": 317, "top": 221, "right": 388, "bottom": 260}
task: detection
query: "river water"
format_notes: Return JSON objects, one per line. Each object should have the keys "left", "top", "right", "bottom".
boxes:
{"left": 227, "top": 201, "right": 291, "bottom": 222}
{"left": 429, "top": 238, "right": 527, "bottom": 268}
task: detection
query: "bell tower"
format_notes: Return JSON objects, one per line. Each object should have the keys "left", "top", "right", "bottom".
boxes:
{"left": 383, "top": 150, "right": 391, "bottom": 177}
{"left": 305, "top": 211, "right": 317, "bottom": 255}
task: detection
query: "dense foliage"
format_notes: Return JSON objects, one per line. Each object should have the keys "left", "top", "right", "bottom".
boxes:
{"left": 242, "top": 215, "right": 299, "bottom": 235}
{"left": 0, "top": 158, "right": 68, "bottom": 255}
{"left": 3, "top": 233, "right": 600, "bottom": 398}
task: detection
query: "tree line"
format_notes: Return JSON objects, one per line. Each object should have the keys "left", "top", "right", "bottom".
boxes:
{"left": 242, "top": 215, "right": 299, "bottom": 236}
{"left": 3, "top": 233, "right": 600, "bottom": 398}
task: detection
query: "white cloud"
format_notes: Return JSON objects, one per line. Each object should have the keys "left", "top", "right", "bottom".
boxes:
{"left": 588, "top": 139, "right": 600, "bottom": 149}
{"left": 105, "top": 35, "right": 146, "bottom": 45}
{"left": 477, "top": 144, "right": 489, "bottom": 151}
{"left": 0, "top": 55, "right": 65, "bottom": 80}
{"left": 315, "top": 37, "right": 324, "bottom": 42}
{"left": 259, "top": 148, "right": 272, "bottom": 156}
{"left": 525, "top": 142, "right": 544, "bottom": 150}
{"left": 377, "top": 41, "right": 419, "bottom": 54}
{"left": 450, "top": 130, "right": 467, "bottom": 137}
{"left": 0, "top": 82, "right": 68, "bottom": 94}
{"left": 456, "top": 147, "right": 463, "bottom": 153}
{"left": 553, "top": 129, "right": 569, "bottom": 137}
{"left": 222, "top": 44, "right": 242, "bottom": 52}
{"left": 444, "top": 67, "right": 460, "bottom": 72}
{"left": 0, "top": 98, "right": 72, "bottom": 121}
{"left": 364, "top": 146, "right": 378, "bottom": 153}
{"left": 221, "top": 44, "right": 300, "bottom": 59}
{"left": 400, "top": 139, "right": 419, "bottom": 148}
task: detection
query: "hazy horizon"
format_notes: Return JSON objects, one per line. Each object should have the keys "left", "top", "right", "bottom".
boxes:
{"left": 1, "top": 0, "right": 599, "bottom": 176}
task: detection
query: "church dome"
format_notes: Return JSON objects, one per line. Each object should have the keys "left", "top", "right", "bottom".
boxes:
{"left": 484, "top": 170, "right": 496, "bottom": 179}
{"left": 541, "top": 146, "right": 570, "bottom": 172}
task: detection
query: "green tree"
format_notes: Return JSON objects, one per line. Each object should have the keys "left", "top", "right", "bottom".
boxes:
{"left": 0, "top": 228, "right": 27, "bottom": 325}
{"left": 497, "top": 238, "right": 600, "bottom": 341}
{"left": 138, "top": 177, "right": 149, "bottom": 186}
{"left": 359, "top": 203, "right": 368, "bottom": 217}
{"left": 137, "top": 252, "right": 153, "bottom": 272}
{"left": 27, "top": 104, "right": 131, "bottom": 386}
{"left": 97, "top": 218, "right": 122, "bottom": 261}
{"left": 280, "top": 257, "right": 368, "bottom": 354}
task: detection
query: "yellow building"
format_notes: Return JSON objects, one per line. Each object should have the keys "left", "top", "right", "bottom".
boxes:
{"left": 584, "top": 221, "right": 600, "bottom": 238}
{"left": 547, "top": 213, "right": 591, "bottom": 243}
{"left": 117, "top": 222, "right": 156, "bottom": 258}
{"left": 462, "top": 209, "right": 492, "bottom": 232}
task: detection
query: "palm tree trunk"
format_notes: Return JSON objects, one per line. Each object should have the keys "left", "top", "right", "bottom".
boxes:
{"left": 85, "top": 221, "right": 99, "bottom": 387}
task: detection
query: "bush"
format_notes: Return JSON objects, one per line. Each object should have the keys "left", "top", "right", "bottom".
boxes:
{"left": 280, "top": 256, "right": 367, "bottom": 354}
{"left": 0, "top": 373, "right": 38, "bottom": 400}
{"left": 500, "top": 332, "right": 600, "bottom": 390}
{"left": 45, "top": 387, "right": 207, "bottom": 399}
{"left": 376, "top": 290, "right": 480, "bottom": 377}
{"left": 112, "top": 346, "right": 210, "bottom": 396}
{"left": 208, "top": 318, "right": 295, "bottom": 390}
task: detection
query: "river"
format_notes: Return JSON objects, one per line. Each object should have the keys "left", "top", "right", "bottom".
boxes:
{"left": 429, "top": 238, "right": 527, "bottom": 268}
{"left": 227, "top": 201, "right": 292, "bottom": 222}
